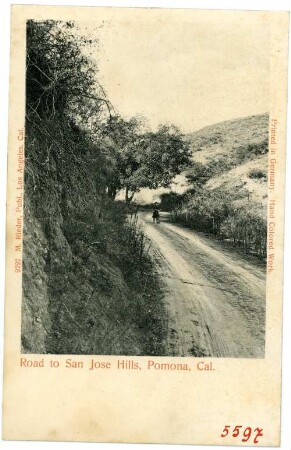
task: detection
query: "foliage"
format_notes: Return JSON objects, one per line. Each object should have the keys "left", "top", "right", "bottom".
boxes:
{"left": 170, "top": 187, "right": 267, "bottom": 258}
{"left": 248, "top": 168, "right": 267, "bottom": 180}
{"left": 159, "top": 192, "right": 184, "bottom": 211}
{"left": 26, "top": 20, "right": 112, "bottom": 125}
{"left": 236, "top": 139, "right": 268, "bottom": 163}
{"left": 220, "top": 207, "right": 267, "bottom": 256}
{"left": 137, "top": 125, "right": 191, "bottom": 190}
{"left": 103, "top": 117, "right": 192, "bottom": 201}
{"left": 185, "top": 161, "right": 213, "bottom": 186}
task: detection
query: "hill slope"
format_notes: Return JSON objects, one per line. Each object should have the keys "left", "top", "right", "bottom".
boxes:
{"left": 186, "top": 113, "right": 269, "bottom": 207}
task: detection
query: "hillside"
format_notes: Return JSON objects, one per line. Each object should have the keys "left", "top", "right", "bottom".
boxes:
{"left": 187, "top": 113, "right": 268, "bottom": 166}
{"left": 186, "top": 113, "right": 269, "bottom": 207}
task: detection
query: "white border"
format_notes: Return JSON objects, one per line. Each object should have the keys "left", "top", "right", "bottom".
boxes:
{"left": 0, "top": 1, "right": 290, "bottom": 449}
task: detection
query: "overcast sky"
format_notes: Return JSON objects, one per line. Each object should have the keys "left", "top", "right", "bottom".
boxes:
{"left": 80, "top": 9, "right": 270, "bottom": 133}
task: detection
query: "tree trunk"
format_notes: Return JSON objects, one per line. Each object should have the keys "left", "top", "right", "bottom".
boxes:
{"left": 125, "top": 186, "right": 135, "bottom": 203}
{"left": 107, "top": 185, "right": 117, "bottom": 199}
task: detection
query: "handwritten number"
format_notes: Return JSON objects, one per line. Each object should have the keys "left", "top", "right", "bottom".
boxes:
{"left": 254, "top": 428, "right": 263, "bottom": 444}
{"left": 221, "top": 426, "right": 230, "bottom": 437}
{"left": 232, "top": 425, "right": 242, "bottom": 437}
{"left": 221, "top": 426, "right": 263, "bottom": 444}
{"left": 242, "top": 427, "right": 252, "bottom": 442}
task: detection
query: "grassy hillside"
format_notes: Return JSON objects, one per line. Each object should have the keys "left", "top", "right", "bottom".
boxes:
{"left": 187, "top": 113, "right": 268, "bottom": 165}
{"left": 187, "top": 113, "right": 269, "bottom": 207}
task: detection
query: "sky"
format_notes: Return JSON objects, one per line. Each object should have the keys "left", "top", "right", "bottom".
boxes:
{"left": 78, "top": 8, "right": 270, "bottom": 133}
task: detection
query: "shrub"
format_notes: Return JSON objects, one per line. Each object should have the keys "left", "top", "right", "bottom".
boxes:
{"left": 170, "top": 187, "right": 267, "bottom": 258}
{"left": 248, "top": 168, "right": 267, "bottom": 180}
{"left": 236, "top": 138, "right": 268, "bottom": 162}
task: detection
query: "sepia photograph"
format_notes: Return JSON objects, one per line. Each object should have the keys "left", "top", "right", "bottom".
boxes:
{"left": 21, "top": 10, "right": 270, "bottom": 358}
{"left": 2, "top": 4, "right": 290, "bottom": 445}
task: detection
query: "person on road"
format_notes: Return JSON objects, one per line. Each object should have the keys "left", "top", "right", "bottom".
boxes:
{"left": 152, "top": 208, "right": 160, "bottom": 224}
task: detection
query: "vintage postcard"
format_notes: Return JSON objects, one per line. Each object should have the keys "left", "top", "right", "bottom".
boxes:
{"left": 2, "top": 5, "right": 289, "bottom": 446}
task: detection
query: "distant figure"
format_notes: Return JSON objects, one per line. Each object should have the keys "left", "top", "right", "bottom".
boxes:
{"left": 152, "top": 208, "right": 160, "bottom": 224}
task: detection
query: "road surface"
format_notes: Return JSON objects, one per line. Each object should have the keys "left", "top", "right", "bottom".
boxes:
{"left": 139, "top": 211, "right": 266, "bottom": 358}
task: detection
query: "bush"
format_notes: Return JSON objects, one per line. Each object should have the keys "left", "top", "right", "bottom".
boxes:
{"left": 220, "top": 208, "right": 267, "bottom": 257}
{"left": 248, "top": 168, "right": 267, "bottom": 180}
{"left": 170, "top": 187, "right": 267, "bottom": 258}
{"left": 236, "top": 139, "right": 268, "bottom": 162}
{"left": 185, "top": 162, "right": 213, "bottom": 186}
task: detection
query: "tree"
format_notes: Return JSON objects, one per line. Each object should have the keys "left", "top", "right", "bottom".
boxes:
{"left": 101, "top": 116, "right": 143, "bottom": 201}
{"left": 103, "top": 118, "right": 192, "bottom": 202}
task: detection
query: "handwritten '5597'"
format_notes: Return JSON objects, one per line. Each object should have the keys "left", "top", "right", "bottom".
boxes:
{"left": 221, "top": 425, "right": 263, "bottom": 444}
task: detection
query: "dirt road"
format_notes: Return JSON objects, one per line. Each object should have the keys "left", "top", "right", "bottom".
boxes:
{"left": 139, "top": 211, "right": 266, "bottom": 358}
